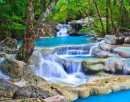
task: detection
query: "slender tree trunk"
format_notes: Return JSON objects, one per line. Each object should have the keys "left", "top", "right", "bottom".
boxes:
{"left": 87, "top": 0, "right": 90, "bottom": 20}
{"left": 93, "top": 0, "right": 105, "bottom": 36}
{"left": 109, "top": 0, "right": 115, "bottom": 34}
{"left": 128, "top": 0, "right": 130, "bottom": 25}
{"left": 106, "top": 0, "right": 109, "bottom": 34}
{"left": 116, "top": 0, "right": 123, "bottom": 35}
{"left": 16, "top": 0, "right": 59, "bottom": 64}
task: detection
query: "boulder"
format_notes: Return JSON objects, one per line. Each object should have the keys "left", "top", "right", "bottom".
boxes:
{"left": 105, "top": 57, "right": 125, "bottom": 74}
{"left": 93, "top": 47, "right": 111, "bottom": 58}
{"left": 40, "top": 20, "right": 58, "bottom": 37}
{"left": 0, "top": 78, "right": 19, "bottom": 98}
{"left": 118, "top": 37, "right": 125, "bottom": 44}
{"left": 99, "top": 43, "right": 113, "bottom": 52}
{"left": 124, "top": 37, "right": 130, "bottom": 44}
{"left": 113, "top": 47, "right": 130, "bottom": 58}
{"left": 0, "top": 44, "right": 17, "bottom": 54}
{"left": 81, "top": 58, "right": 106, "bottom": 74}
{"left": 104, "top": 35, "right": 116, "bottom": 44}
{"left": 86, "top": 37, "right": 97, "bottom": 41}
{"left": 13, "top": 85, "right": 58, "bottom": 99}
{"left": 25, "top": 75, "right": 48, "bottom": 86}
{"left": 0, "top": 37, "right": 17, "bottom": 49}
{"left": 0, "top": 52, "right": 7, "bottom": 57}
{"left": 0, "top": 59, "right": 34, "bottom": 78}
{"left": 41, "top": 95, "right": 67, "bottom": 102}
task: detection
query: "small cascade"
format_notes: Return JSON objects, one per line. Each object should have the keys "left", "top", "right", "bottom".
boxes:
{"left": 65, "top": 61, "right": 81, "bottom": 74}
{"left": 87, "top": 40, "right": 105, "bottom": 56}
{"left": 57, "top": 25, "right": 69, "bottom": 36}
{"left": 35, "top": 53, "right": 68, "bottom": 78}
{"left": 0, "top": 58, "right": 10, "bottom": 79}
{"left": 56, "top": 46, "right": 91, "bottom": 55}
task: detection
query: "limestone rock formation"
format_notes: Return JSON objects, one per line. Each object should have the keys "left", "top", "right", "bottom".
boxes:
{"left": 0, "top": 58, "right": 34, "bottom": 78}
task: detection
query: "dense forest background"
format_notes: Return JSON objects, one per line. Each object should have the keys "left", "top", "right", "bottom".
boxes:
{"left": 0, "top": 0, "right": 130, "bottom": 41}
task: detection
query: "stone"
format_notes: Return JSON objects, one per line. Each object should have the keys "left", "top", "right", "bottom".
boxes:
{"left": 81, "top": 59, "right": 106, "bottom": 74}
{"left": 0, "top": 78, "right": 19, "bottom": 98}
{"left": 86, "top": 37, "right": 97, "bottom": 41}
{"left": 113, "top": 47, "right": 130, "bottom": 58}
{"left": 105, "top": 57, "right": 125, "bottom": 74}
{"left": 124, "top": 37, "right": 130, "bottom": 44}
{"left": 118, "top": 37, "right": 125, "bottom": 44}
{"left": 25, "top": 75, "right": 48, "bottom": 86}
{"left": 104, "top": 35, "right": 116, "bottom": 44}
{"left": 0, "top": 52, "right": 7, "bottom": 57}
{"left": 40, "top": 20, "right": 58, "bottom": 37}
{"left": 93, "top": 47, "right": 111, "bottom": 58}
{"left": 0, "top": 59, "right": 34, "bottom": 78}
{"left": 99, "top": 43, "right": 113, "bottom": 52}
{"left": 13, "top": 85, "right": 58, "bottom": 99}
{"left": 0, "top": 37, "right": 17, "bottom": 49}
{"left": 39, "top": 48, "right": 56, "bottom": 57}
{"left": 41, "top": 95, "right": 67, "bottom": 102}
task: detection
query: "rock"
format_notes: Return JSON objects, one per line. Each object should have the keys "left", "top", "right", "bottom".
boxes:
{"left": 0, "top": 44, "right": 17, "bottom": 54}
{"left": 41, "top": 95, "right": 67, "bottom": 102}
{"left": 113, "top": 47, "right": 130, "bottom": 58}
{"left": 50, "top": 83, "right": 78, "bottom": 101}
{"left": 104, "top": 35, "right": 116, "bottom": 44}
{"left": 0, "top": 37, "right": 17, "bottom": 49}
{"left": 0, "top": 52, "right": 7, "bottom": 57}
{"left": 77, "top": 76, "right": 130, "bottom": 96}
{"left": 39, "top": 48, "right": 56, "bottom": 57}
{"left": 93, "top": 47, "right": 111, "bottom": 58}
{"left": 118, "top": 37, "right": 125, "bottom": 44}
{"left": 0, "top": 59, "right": 34, "bottom": 78}
{"left": 124, "top": 37, "right": 130, "bottom": 44}
{"left": 81, "top": 59, "right": 106, "bottom": 74}
{"left": 40, "top": 20, "right": 58, "bottom": 37}
{"left": 97, "top": 38, "right": 104, "bottom": 42}
{"left": 105, "top": 57, "right": 125, "bottom": 74}
{"left": 99, "top": 43, "right": 113, "bottom": 52}
{"left": 68, "top": 21, "right": 82, "bottom": 36}
{"left": 13, "top": 85, "right": 58, "bottom": 99}
{"left": 87, "top": 37, "right": 97, "bottom": 41}
{"left": 90, "top": 86, "right": 111, "bottom": 95}
{"left": 25, "top": 75, "right": 48, "bottom": 86}
{"left": 0, "top": 78, "right": 19, "bottom": 98}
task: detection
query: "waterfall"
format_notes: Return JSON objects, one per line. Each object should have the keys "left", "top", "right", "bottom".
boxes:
{"left": 35, "top": 53, "right": 68, "bottom": 78}
{"left": 57, "top": 25, "right": 69, "bottom": 36}
{"left": 87, "top": 40, "right": 105, "bottom": 56}
{"left": 0, "top": 58, "right": 10, "bottom": 79}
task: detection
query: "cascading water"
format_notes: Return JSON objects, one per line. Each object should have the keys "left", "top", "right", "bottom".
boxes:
{"left": 34, "top": 38, "right": 104, "bottom": 85}
{"left": 0, "top": 58, "right": 10, "bottom": 79}
{"left": 36, "top": 53, "right": 68, "bottom": 78}
{"left": 57, "top": 25, "right": 69, "bottom": 36}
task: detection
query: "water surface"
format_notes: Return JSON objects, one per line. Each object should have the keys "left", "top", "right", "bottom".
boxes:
{"left": 18, "top": 36, "right": 97, "bottom": 47}
{"left": 73, "top": 90, "right": 130, "bottom": 102}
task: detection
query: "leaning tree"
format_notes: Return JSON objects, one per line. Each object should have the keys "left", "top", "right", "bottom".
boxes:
{"left": 15, "top": 0, "right": 59, "bottom": 64}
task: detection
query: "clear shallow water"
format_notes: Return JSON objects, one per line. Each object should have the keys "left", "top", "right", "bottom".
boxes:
{"left": 18, "top": 36, "right": 97, "bottom": 47}
{"left": 73, "top": 90, "right": 130, "bottom": 102}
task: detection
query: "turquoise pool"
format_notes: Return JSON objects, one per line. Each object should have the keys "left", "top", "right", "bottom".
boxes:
{"left": 73, "top": 90, "right": 130, "bottom": 102}
{"left": 18, "top": 36, "right": 97, "bottom": 47}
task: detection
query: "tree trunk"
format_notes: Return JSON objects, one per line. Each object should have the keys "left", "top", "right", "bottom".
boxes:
{"left": 87, "top": 0, "right": 90, "bottom": 20}
{"left": 16, "top": 0, "right": 35, "bottom": 64}
{"left": 16, "top": 0, "right": 59, "bottom": 64}
{"left": 106, "top": 0, "right": 109, "bottom": 34}
{"left": 116, "top": 0, "right": 123, "bottom": 35}
{"left": 93, "top": 0, "right": 105, "bottom": 36}
{"left": 109, "top": 0, "right": 115, "bottom": 34}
